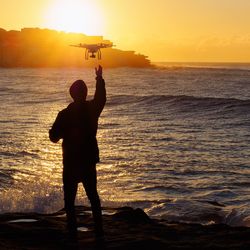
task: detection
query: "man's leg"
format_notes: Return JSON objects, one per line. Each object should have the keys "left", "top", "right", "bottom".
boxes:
{"left": 82, "top": 166, "right": 103, "bottom": 237}
{"left": 63, "top": 175, "right": 78, "bottom": 236}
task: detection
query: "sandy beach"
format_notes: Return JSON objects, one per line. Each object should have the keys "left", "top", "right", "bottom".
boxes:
{"left": 0, "top": 206, "right": 249, "bottom": 249}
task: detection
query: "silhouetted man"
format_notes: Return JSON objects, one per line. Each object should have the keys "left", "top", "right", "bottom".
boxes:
{"left": 49, "top": 65, "right": 106, "bottom": 238}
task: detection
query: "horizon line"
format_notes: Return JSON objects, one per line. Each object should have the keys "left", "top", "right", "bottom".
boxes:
{"left": 153, "top": 61, "right": 250, "bottom": 64}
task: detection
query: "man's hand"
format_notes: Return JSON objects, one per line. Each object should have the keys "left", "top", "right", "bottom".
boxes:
{"left": 95, "top": 65, "right": 103, "bottom": 78}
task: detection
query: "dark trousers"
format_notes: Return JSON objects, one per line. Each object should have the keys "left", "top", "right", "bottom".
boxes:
{"left": 63, "top": 165, "right": 103, "bottom": 235}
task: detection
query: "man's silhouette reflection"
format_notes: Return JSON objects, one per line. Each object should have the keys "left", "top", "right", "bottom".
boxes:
{"left": 49, "top": 66, "right": 106, "bottom": 238}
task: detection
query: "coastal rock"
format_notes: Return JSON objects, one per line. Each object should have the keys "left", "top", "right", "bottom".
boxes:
{"left": 0, "top": 206, "right": 249, "bottom": 249}
{"left": 112, "top": 207, "right": 151, "bottom": 224}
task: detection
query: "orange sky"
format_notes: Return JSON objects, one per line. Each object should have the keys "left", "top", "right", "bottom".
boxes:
{"left": 1, "top": 0, "right": 250, "bottom": 62}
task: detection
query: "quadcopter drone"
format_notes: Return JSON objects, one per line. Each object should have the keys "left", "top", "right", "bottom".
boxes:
{"left": 70, "top": 43, "right": 113, "bottom": 60}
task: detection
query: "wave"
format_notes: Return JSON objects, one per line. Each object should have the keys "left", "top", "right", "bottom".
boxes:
{"left": 1, "top": 150, "right": 40, "bottom": 158}
{"left": 153, "top": 62, "right": 250, "bottom": 72}
{"left": 0, "top": 169, "right": 16, "bottom": 189}
{"left": 108, "top": 94, "right": 250, "bottom": 112}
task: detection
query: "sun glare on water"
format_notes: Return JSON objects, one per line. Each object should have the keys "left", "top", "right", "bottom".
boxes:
{"left": 44, "top": 0, "right": 104, "bottom": 35}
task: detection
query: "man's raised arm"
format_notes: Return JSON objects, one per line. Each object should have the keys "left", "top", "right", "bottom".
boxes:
{"left": 93, "top": 65, "right": 106, "bottom": 116}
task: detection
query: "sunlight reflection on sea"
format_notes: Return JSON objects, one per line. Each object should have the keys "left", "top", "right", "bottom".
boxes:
{"left": 0, "top": 66, "right": 250, "bottom": 227}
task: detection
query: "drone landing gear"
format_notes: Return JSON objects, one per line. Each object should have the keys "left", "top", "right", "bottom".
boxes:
{"left": 97, "top": 49, "right": 101, "bottom": 60}
{"left": 85, "top": 49, "right": 89, "bottom": 60}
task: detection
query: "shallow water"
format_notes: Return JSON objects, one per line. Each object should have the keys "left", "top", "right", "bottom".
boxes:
{"left": 0, "top": 65, "right": 250, "bottom": 227}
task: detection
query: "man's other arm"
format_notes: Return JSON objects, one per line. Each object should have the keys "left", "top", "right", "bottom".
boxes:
{"left": 49, "top": 111, "right": 64, "bottom": 143}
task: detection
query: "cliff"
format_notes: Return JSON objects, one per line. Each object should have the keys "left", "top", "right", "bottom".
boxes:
{"left": 0, "top": 28, "right": 151, "bottom": 68}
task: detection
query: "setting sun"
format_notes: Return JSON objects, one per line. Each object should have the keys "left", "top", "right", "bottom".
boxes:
{"left": 43, "top": 0, "right": 104, "bottom": 35}
{"left": 1, "top": 0, "right": 250, "bottom": 61}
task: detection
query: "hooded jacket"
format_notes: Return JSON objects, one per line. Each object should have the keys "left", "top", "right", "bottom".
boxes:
{"left": 49, "top": 77, "right": 106, "bottom": 167}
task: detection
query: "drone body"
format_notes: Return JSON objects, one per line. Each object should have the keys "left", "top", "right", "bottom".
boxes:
{"left": 71, "top": 43, "right": 113, "bottom": 60}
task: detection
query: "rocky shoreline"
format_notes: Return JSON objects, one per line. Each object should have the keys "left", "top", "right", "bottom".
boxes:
{"left": 0, "top": 206, "right": 249, "bottom": 249}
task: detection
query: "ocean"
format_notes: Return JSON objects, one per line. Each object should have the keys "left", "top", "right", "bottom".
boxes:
{"left": 0, "top": 63, "right": 250, "bottom": 227}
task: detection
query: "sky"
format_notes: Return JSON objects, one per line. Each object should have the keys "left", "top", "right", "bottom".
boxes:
{"left": 1, "top": 0, "right": 250, "bottom": 62}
